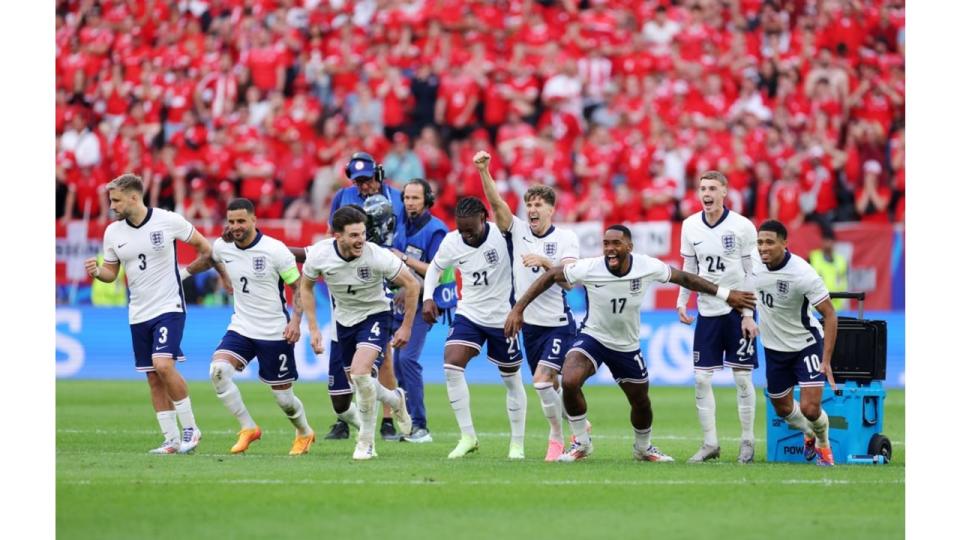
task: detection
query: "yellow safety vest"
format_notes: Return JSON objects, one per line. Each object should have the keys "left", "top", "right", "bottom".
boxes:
{"left": 808, "top": 249, "right": 848, "bottom": 311}
{"left": 91, "top": 255, "right": 128, "bottom": 306}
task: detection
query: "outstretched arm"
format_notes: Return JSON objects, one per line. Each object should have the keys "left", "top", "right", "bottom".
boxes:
{"left": 504, "top": 265, "right": 568, "bottom": 337}
{"left": 185, "top": 231, "right": 232, "bottom": 294}
{"left": 473, "top": 151, "right": 513, "bottom": 232}
{"left": 422, "top": 262, "right": 444, "bottom": 324}
{"left": 668, "top": 267, "right": 756, "bottom": 311}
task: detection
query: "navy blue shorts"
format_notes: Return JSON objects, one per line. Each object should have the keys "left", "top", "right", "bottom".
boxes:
{"left": 215, "top": 330, "right": 297, "bottom": 385}
{"left": 446, "top": 315, "right": 522, "bottom": 369}
{"left": 327, "top": 339, "right": 352, "bottom": 395}
{"left": 522, "top": 321, "right": 575, "bottom": 373}
{"left": 693, "top": 311, "right": 759, "bottom": 371}
{"left": 765, "top": 339, "right": 826, "bottom": 399}
{"left": 567, "top": 333, "right": 648, "bottom": 384}
{"left": 335, "top": 310, "right": 392, "bottom": 373}
{"left": 130, "top": 312, "right": 186, "bottom": 372}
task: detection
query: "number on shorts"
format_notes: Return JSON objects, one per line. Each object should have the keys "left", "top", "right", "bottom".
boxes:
{"left": 737, "top": 337, "right": 755, "bottom": 358}
{"left": 634, "top": 353, "right": 647, "bottom": 371}
{"left": 158, "top": 326, "right": 168, "bottom": 344}
{"left": 138, "top": 253, "right": 147, "bottom": 270}
{"left": 370, "top": 321, "right": 381, "bottom": 336}
{"left": 803, "top": 353, "right": 822, "bottom": 373}
{"left": 279, "top": 353, "right": 288, "bottom": 373}
{"left": 550, "top": 339, "right": 562, "bottom": 355}
{"left": 507, "top": 336, "right": 518, "bottom": 354}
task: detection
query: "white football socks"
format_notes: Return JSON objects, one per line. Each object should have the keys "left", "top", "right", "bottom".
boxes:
{"left": 534, "top": 382, "right": 563, "bottom": 442}
{"left": 784, "top": 401, "right": 815, "bottom": 438}
{"left": 567, "top": 413, "right": 591, "bottom": 445}
{"left": 733, "top": 370, "right": 756, "bottom": 442}
{"left": 353, "top": 374, "right": 378, "bottom": 444}
{"left": 172, "top": 397, "right": 197, "bottom": 431}
{"left": 634, "top": 426, "right": 652, "bottom": 452}
{"left": 210, "top": 361, "right": 256, "bottom": 430}
{"left": 337, "top": 402, "right": 361, "bottom": 430}
{"left": 375, "top": 379, "right": 402, "bottom": 409}
{"left": 156, "top": 410, "right": 180, "bottom": 443}
{"left": 810, "top": 409, "right": 831, "bottom": 448}
{"left": 272, "top": 387, "right": 312, "bottom": 436}
{"left": 444, "top": 365, "right": 476, "bottom": 437}
{"left": 694, "top": 370, "right": 718, "bottom": 447}
{"left": 501, "top": 370, "right": 527, "bottom": 447}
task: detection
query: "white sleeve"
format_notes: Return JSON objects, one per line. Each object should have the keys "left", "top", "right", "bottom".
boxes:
{"left": 211, "top": 239, "right": 224, "bottom": 264}
{"left": 646, "top": 256, "right": 672, "bottom": 284}
{"left": 102, "top": 227, "right": 118, "bottom": 264}
{"left": 562, "top": 258, "right": 591, "bottom": 286}
{"left": 371, "top": 244, "right": 404, "bottom": 281}
{"left": 302, "top": 246, "right": 322, "bottom": 281}
{"left": 676, "top": 254, "right": 698, "bottom": 308}
{"left": 423, "top": 237, "right": 453, "bottom": 300}
{"left": 560, "top": 230, "right": 580, "bottom": 262}
{"left": 273, "top": 243, "right": 299, "bottom": 284}
{"left": 168, "top": 211, "right": 196, "bottom": 242}
{"left": 804, "top": 268, "right": 831, "bottom": 307}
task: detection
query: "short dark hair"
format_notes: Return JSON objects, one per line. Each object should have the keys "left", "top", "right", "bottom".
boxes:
{"left": 226, "top": 198, "right": 255, "bottom": 214}
{"left": 403, "top": 178, "right": 433, "bottom": 207}
{"left": 106, "top": 173, "right": 144, "bottom": 194}
{"left": 759, "top": 220, "right": 788, "bottom": 240}
{"left": 455, "top": 197, "right": 488, "bottom": 220}
{"left": 331, "top": 205, "right": 367, "bottom": 233}
{"left": 606, "top": 224, "right": 632, "bottom": 240}
{"left": 523, "top": 185, "right": 557, "bottom": 206}
{"left": 699, "top": 170, "right": 728, "bottom": 187}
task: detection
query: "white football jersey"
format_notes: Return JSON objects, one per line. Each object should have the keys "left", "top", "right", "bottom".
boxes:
{"left": 679, "top": 208, "right": 758, "bottom": 317}
{"left": 102, "top": 208, "right": 195, "bottom": 324}
{"left": 563, "top": 255, "right": 672, "bottom": 352}
{"left": 509, "top": 217, "right": 580, "bottom": 327}
{"left": 752, "top": 251, "right": 831, "bottom": 352}
{"left": 302, "top": 239, "right": 403, "bottom": 327}
{"left": 213, "top": 232, "right": 299, "bottom": 340}
{"left": 431, "top": 222, "right": 513, "bottom": 327}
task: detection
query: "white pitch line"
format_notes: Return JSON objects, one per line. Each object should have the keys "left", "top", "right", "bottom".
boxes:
{"left": 60, "top": 477, "right": 904, "bottom": 487}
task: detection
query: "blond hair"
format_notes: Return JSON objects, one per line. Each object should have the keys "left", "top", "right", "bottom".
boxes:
{"left": 698, "top": 170, "right": 728, "bottom": 187}
{"left": 106, "top": 173, "right": 144, "bottom": 194}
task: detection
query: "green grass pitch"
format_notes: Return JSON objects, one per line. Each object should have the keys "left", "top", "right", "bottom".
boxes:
{"left": 57, "top": 381, "right": 904, "bottom": 539}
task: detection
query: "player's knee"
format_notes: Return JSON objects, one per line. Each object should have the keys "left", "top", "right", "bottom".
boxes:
{"left": 152, "top": 358, "right": 175, "bottom": 376}
{"left": 145, "top": 370, "right": 163, "bottom": 387}
{"left": 330, "top": 393, "right": 353, "bottom": 414}
{"left": 209, "top": 360, "right": 233, "bottom": 382}
{"left": 771, "top": 399, "right": 793, "bottom": 418}
{"left": 800, "top": 401, "right": 821, "bottom": 421}
{"left": 694, "top": 370, "right": 713, "bottom": 398}
{"left": 272, "top": 388, "right": 297, "bottom": 415}
{"left": 561, "top": 375, "right": 583, "bottom": 394}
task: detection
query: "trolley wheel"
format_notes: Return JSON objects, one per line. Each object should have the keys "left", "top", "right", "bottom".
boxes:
{"left": 868, "top": 433, "right": 893, "bottom": 463}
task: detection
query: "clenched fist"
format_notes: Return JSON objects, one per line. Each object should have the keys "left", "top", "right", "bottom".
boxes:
{"left": 473, "top": 151, "right": 491, "bottom": 171}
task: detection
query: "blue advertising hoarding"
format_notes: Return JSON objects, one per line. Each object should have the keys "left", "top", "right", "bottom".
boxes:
{"left": 56, "top": 306, "right": 905, "bottom": 388}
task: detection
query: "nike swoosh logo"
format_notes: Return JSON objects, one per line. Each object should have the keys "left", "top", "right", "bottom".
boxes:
{"left": 326, "top": 272, "right": 337, "bottom": 275}
{"left": 458, "top": 260, "right": 469, "bottom": 265}
{"left": 693, "top": 241, "right": 704, "bottom": 246}
{"left": 222, "top": 258, "right": 234, "bottom": 263}
{"left": 809, "top": 373, "right": 821, "bottom": 379}
{"left": 155, "top": 346, "right": 168, "bottom": 351}
{"left": 118, "top": 243, "right": 128, "bottom": 248}
{"left": 593, "top": 284, "right": 606, "bottom": 288}
{"left": 522, "top": 237, "right": 533, "bottom": 243}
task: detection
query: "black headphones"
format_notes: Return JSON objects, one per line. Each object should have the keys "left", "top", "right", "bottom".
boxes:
{"left": 344, "top": 152, "right": 384, "bottom": 184}
{"left": 404, "top": 178, "right": 435, "bottom": 208}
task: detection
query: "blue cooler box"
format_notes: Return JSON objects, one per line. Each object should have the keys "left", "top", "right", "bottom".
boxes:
{"left": 766, "top": 380, "right": 892, "bottom": 464}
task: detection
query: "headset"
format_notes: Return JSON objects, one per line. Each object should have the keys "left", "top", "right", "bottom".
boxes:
{"left": 344, "top": 152, "right": 385, "bottom": 184}
{"left": 404, "top": 178, "right": 435, "bottom": 208}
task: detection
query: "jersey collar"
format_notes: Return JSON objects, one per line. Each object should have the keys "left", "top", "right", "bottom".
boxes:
{"left": 333, "top": 239, "right": 357, "bottom": 262}
{"left": 765, "top": 250, "right": 791, "bottom": 271}
{"left": 236, "top": 230, "right": 263, "bottom": 250}
{"left": 474, "top": 222, "right": 491, "bottom": 247}
{"left": 126, "top": 207, "right": 153, "bottom": 229}
{"left": 604, "top": 253, "right": 633, "bottom": 277}
{"left": 532, "top": 224, "right": 555, "bottom": 239}
{"left": 701, "top": 207, "right": 729, "bottom": 229}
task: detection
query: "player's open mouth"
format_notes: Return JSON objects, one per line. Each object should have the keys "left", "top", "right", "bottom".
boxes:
{"left": 530, "top": 216, "right": 540, "bottom": 225}
{"left": 606, "top": 254, "right": 619, "bottom": 267}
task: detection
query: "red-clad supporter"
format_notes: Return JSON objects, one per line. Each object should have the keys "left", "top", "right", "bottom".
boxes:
{"left": 769, "top": 164, "right": 805, "bottom": 229}
{"left": 377, "top": 66, "right": 412, "bottom": 139}
{"left": 855, "top": 160, "right": 892, "bottom": 224}
{"left": 256, "top": 182, "right": 285, "bottom": 220}
{"left": 642, "top": 156, "right": 680, "bottom": 222}
{"left": 244, "top": 29, "right": 287, "bottom": 94}
{"left": 236, "top": 142, "right": 277, "bottom": 201}
{"left": 435, "top": 62, "right": 481, "bottom": 140}
{"left": 608, "top": 183, "right": 644, "bottom": 224}
{"left": 575, "top": 125, "right": 621, "bottom": 189}
{"left": 752, "top": 161, "right": 776, "bottom": 223}
{"left": 800, "top": 146, "right": 838, "bottom": 218}
{"left": 168, "top": 111, "right": 208, "bottom": 170}
{"left": 571, "top": 183, "right": 614, "bottom": 223}
{"left": 182, "top": 177, "right": 219, "bottom": 222}
{"left": 277, "top": 138, "right": 316, "bottom": 203}
{"left": 537, "top": 99, "right": 582, "bottom": 157}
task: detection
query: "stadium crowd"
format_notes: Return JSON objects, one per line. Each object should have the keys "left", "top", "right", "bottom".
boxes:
{"left": 55, "top": 0, "right": 905, "bottom": 229}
